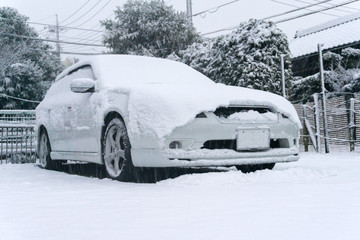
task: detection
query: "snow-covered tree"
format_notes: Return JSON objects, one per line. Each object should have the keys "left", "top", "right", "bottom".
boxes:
{"left": 341, "top": 47, "right": 360, "bottom": 69}
{"left": 290, "top": 71, "right": 344, "bottom": 103}
{"left": 101, "top": 0, "right": 199, "bottom": 58}
{"left": 0, "top": 7, "right": 62, "bottom": 109}
{"left": 175, "top": 19, "right": 292, "bottom": 95}
{"left": 290, "top": 47, "right": 360, "bottom": 102}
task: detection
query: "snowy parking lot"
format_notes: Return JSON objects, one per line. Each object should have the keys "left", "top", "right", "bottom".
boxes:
{"left": 1, "top": 152, "right": 360, "bottom": 240}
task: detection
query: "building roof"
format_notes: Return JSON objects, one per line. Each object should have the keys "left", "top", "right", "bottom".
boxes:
{"left": 289, "top": 11, "right": 360, "bottom": 59}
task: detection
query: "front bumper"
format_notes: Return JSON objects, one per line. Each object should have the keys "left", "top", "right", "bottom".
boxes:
{"left": 131, "top": 147, "right": 299, "bottom": 167}
{"left": 131, "top": 107, "right": 300, "bottom": 168}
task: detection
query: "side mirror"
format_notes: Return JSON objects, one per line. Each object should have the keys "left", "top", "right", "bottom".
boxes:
{"left": 70, "top": 78, "right": 95, "bottom": 93}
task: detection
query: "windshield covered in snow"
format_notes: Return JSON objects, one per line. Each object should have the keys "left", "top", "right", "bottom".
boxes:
{"left": 94, "top": 55, "right": 215, "bottom": 87}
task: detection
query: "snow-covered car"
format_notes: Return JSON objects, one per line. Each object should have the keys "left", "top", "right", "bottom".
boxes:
{"left": 36, "top": 55, "right": 301, "bottom": 181}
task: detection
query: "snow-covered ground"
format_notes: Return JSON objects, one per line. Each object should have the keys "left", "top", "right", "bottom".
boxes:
{"left": 1, "top": 152, "right": 360, "bottom": 240}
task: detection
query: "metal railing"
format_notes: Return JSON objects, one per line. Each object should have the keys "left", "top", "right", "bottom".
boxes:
{"left": 0, "top": 125, "right": 36, "bottom": 164}
{"left": 0, "top": 110, "right": 36, "bottom": 164}
{"left": 0, "top": 110, "right": 36, "bottom": 125}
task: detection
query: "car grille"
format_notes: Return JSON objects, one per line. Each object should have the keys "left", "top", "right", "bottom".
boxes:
{"left": 213, "top": 106, "right": 275, "bottom": 118}
{"left": 201, "top": 139, "right": 289, "bottom": 151}
{"left": 202, "top": 140, "right": 236, "bottom": 150}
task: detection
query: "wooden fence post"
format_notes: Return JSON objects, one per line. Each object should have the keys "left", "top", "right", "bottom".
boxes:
{"left": 313, "top": 93, "right": 321, "bottom": 153}
{"left": 349, "top": 98, "right": 355, "bottom": 151}
{"left": 302, "top": 105, "right": 309, "bottom": 152}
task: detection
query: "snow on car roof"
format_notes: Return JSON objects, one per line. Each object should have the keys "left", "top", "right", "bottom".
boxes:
{"left": 290, "top": 11, "right": 360, "bottom": 58}
{"left": 56, "top": 55, "right": 214, "bottom": 86}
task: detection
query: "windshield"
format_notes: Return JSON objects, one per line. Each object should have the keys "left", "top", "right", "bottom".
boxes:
{"left": 95, "top": 55, "right": 215, "bottom": 87}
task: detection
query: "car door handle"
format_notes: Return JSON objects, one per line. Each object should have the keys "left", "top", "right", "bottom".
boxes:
{"left": 67, "top": 106, "right": 72, "bottom": 110}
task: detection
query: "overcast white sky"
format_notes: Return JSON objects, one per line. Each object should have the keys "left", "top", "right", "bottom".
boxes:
{"left": 1, "top": 0, "right": 360, "bottom": 60}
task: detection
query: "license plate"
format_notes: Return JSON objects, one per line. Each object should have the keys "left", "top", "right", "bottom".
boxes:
{"left": 236, "top": 128, "right": 270, "bottom": 150}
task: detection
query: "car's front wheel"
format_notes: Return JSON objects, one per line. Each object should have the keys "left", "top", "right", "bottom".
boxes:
{"left": 103, "top": 118, "right": 133, "bottom": 181}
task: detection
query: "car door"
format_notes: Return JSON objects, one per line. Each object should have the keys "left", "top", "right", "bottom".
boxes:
{"left": 65, "top": 65, "right": 99, "bottom": 153}
{"left": 69, "top": 66, "right": 99, "bottom": 153}
{"left": 48, "top": 65, "right": 98, "bottom": 153}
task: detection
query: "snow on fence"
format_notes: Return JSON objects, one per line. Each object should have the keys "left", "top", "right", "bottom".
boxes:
{"left": 0, "top": 110, "right": 36, "bottom": 125}
{"left": 293, "top": 93, "right": 360, "bottom": 153}
{"left": 0, "top": 110, "right": 36, "bottom": 164}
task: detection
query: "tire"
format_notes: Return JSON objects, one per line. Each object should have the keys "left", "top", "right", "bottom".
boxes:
{"left": 103, "top": 118, "right": 134, "bottom": 181}
{"left": 38, "top": 130, "right": 60, "bottom": 170}
{"left": 236, "top": 163, "right": 276, "bottom": 173}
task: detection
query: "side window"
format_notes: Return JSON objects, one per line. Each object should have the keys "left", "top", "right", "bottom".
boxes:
{"left": 68, "top": 65, "right": 95, "bottom": 81}
{"left": 45, "top": 65, "right": 95, "bottom": 98}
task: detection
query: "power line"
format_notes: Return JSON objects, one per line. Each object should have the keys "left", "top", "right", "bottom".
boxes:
{"left": 64, "top": 0, "right": 102, "bottom": 26}
{"left": 60, "top": 0, "right": 92, "bottom": 24}
{"left": 0, "top": 93, "right": 40, "bottom": 103}
{"left": 270, "top": 0, "right": 340, "bottom": 17}
{"left": 35, "top": 46, "right": 105, "bottom": 55}
{"left": 68, "top": 21, "right": 104, "bottom": 38}
{"left": 61, "top": 42, "right": 103, "bottom": 50}
{"left": 31, "top": 22, "right": 105, "bottom": 33}
{"left": 65, "top": 24, "right": 103, "bottom": 39}
{"left": 201, "top": 25, "right": 238, "bottom": 36}
{"left": 0, "top": 32, "right": 105, "bottom": 47}
{"left": 202, "top": 0, "right": 334, "bottom": 35}
{"left": 201, "top": 0, "right": 360, "bottom": 36}
{"left": 0, "top": 16, "right": 105, "bottom": 33}
{"left": 64, "top": 11, "right": 114, "bottom": 42}
{"left": 275, "top": 0, "right": 360, "bottom": 23}
{"left": 60, "top": 35, "right": 102, "bottom": 43}
{"left": 264, "top": 0, "right": 333, "bottom": 20}
{"left": 193, "top": 0, "right": 240, "bottom": 17}
{"left": 73, "top": 0, "right": 112, "bottom": 28}
{"left": 23, "top": 45, "right": 104, "bottom": 55}
{"left": 293, "top": 0, "right": 355, "bottom": 13}
{"left": 56, "top": 51, "right": 103, "bottom": 55}
{"left": 313, "top": 0, "right": 360, "bottom": 10}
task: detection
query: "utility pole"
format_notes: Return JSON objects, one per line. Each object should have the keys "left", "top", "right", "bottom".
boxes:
{"left": 280, "top": 54, "right": 286, "bottom": 98}
{"left": 318, "top": 43, "right": 329, "bottom": 153}
{"left": 55, "top": 14, "right": 61, "bottom": 59}
{"left": 186, "top": 0, "right": 193, "bottom": 25}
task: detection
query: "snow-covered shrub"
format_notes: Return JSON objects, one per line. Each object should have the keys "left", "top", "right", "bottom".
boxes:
{"left": 102, "top": 0, "right": 199, "bottom": 58}
{"left": 175, "top": 19, "right": 293, "bottom": 95}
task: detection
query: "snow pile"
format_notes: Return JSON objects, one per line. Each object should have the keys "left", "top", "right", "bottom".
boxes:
{"left": 224, "top": 110, "right": 278, "bottom": 123}
{"left": 159, "top": 165, "right": 337, "bottom": 187}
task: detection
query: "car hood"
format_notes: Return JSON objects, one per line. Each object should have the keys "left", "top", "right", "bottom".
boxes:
{"left": 107, "top": 83, "right": 301, "bottom": 143}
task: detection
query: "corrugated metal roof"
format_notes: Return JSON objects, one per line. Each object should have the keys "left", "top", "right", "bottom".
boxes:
{"left": 289, "top": 11, "right": 360, "bottom": 58}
